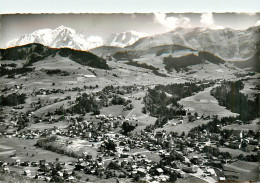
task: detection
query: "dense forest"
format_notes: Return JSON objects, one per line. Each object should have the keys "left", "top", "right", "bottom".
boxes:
{"left": 163, "top": 54, "right": 203, "bottom": 72}
{"left": 67, "top": 93, "right": 100, "bottom": 115}
{"left": 0, "top": 67, "right": 34, "bottom": 77}
{"left": 0, "top": 93, "right": 27, "bottom": 106}
{"left": 163, "top": 51, "right": 225, "bottom": 72}
{"left": 211, "top": 80, "right": 260, "bottom": 121}
{"left": 198, "top": 51, "right": 225, "bottom": 64}
{"left": 44, "top": 69, "right": 70, "bottom": 76}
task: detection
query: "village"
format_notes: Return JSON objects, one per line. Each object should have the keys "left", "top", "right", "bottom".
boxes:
{"left": 0, "top": 38, "right": 259, "bottom": 182}
{"left": 1, "top": 107, "right": 259, "bottom": 182}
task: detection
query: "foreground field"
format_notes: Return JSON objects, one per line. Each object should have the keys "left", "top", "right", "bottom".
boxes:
{"left": 155, "top": 117, "right": 210, "bottom": 135}
{"left": 0, "top": 138, "right": 76, "bottom": 178}
{"left": 223, "top": 118, "right": 260, "bottom": 132}
{"left": 223, "top": 160, "right": 259, "bottom": 181}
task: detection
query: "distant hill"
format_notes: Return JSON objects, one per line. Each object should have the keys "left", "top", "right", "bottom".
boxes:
{"left": 0, "top": 43, "right": 109, "bottom": 70}
{"left": 198, "top": 51, "right": 225, "bottom": 64}
{"left": 232, "top": 56, "right": 260, "bottom": 72}
{"left": 89, "top": 46, "right": 125, "bottom": 56}
{"left": 146, "top": 44, "right": 196, "bottom": 56}
{"left": 231, "top": 39, "right": 260, "bottom": 72}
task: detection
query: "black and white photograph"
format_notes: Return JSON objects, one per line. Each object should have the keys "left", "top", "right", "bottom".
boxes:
{"left": 0, "top": 0, "right": 259, "bottom": 182}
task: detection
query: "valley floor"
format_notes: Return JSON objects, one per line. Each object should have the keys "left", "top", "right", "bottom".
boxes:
{"left": 0, "top": 55, "right": 259, "bottom": 183}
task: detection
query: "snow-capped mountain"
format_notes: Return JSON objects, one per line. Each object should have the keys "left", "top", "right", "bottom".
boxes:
{"left": 5, "top": 25, "right": 259, "bottom": 60}
{"left": 6, "top": 26, "right": 148, "bottom": 51}
{"left": 105, "top": 30, "right": 148, "bottom": 47}
{"left": 6, "top": 26, "right": 104, "bottom": 50}
{"left": 127, "top": 26, "right": 260, "bottom": 59}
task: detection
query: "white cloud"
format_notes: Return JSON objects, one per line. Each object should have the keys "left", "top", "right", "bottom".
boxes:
{"left": 154, "top": 13, "right": 191, "bottom": 30}
{"left": 200, "top": 12, "right": 215, "bottom": 27}
{"left": 255, "top": 20, "right": 260, "bottom": 26}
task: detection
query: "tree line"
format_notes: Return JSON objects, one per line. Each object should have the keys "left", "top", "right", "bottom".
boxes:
{"left": 163, "top": 51, "right": 225, "bottom": 72}
{"left": 0, "top": 93, "right": 27, "bottom": 106}
{"left": 211, "top": 80, "right": 260, "bottom": 121}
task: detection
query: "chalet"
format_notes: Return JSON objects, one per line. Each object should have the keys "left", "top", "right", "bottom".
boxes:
{"left": 156, "top": 168, "right": 164, "bottom": 175}
{"left": 15, "top": 159, "right": 21, "bottom": 166}
{"left": 205, "top": 168, "right": 216, "bottom": 176}
{"left": 137, "top": 168, "right": 146, "bottom": 177}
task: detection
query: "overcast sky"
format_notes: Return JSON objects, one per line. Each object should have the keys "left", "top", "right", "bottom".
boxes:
{"left": 0, "top": 0, "right": 259, "bottom": 46}
{"left": 0, "top": 0, "right": 259, "bottom": 13}
{"left": 1, "top": 13, "right": 260, "bottom": 46}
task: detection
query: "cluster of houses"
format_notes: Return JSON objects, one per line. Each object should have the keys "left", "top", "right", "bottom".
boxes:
{"left": 1, "top": 111, "right": 259, "bottom": 182}
{"left": 1, "top": 159, "right": 77, "bottom": 182}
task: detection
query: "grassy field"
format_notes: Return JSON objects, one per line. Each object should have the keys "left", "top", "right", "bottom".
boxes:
{"left": 179, "top": 86, "right": 239, "bottom": 117}
{"left": 219, "top": 147, "right": 256, "bottom": 156}
{"left": 0, "top": 137, "right": 76, "bottom": 178}
{"left": 100, "top": 105, "right": 129, "bottom": 117}
{"left": 175, "top": 175, "right": 208, "bottom": 183}
{"left": 0, "top": 172, "right": 45, "bottom": 183}
{"left": 223, "top": 160, "right": 258, "bottom": 181}
{"left": 223, "top": 118, "right": 260, "bottom": 132}
{"left": 0, "top": 138, "right": 76, "bottom": 163}
{"left": 24, "top": 121, "right": 69, "bottom": 130}
{"left": 155, "top": 117, "right": 210, "bottom": 135}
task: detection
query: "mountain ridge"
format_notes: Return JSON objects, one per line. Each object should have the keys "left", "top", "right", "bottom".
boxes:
{"left": 0, "top": 43, "right": 109, "bottom": 70}
{"left": 126, "top": 26, "right": 260, "bottom": 60}
{"left": 4, "top": 26, "right": 260, "bottom": 61}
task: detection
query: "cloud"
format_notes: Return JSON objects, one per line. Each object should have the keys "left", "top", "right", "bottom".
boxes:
{"left": 200, "top": 12, "right": 215, "bottom": 27}
{"left": 199, "top": 12, "right": 224, "bottom": 29}
{"left": 255, "top": 20, "right": 260, "bottom": 26}
{"left": 154, "top": 13, "right": 191, "bottom": 30}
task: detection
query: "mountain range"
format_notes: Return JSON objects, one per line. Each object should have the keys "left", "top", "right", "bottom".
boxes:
{"left": 6, "top": 26, "right": 104, "bottom": 50}
{"left": 126, "top": 27, "right": 259, "bottom": 60}
{"left": 5, "top": 26, "right": 148, "bottom": 51}
{"left": 5, "top": 25, "right": 260, "bottom": 60}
